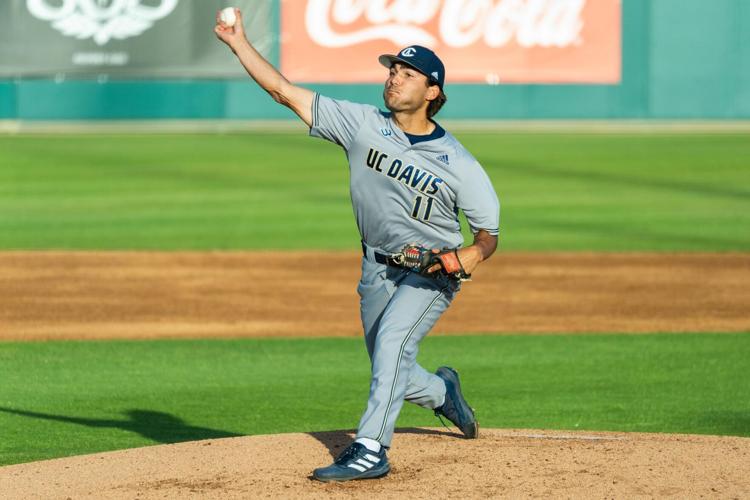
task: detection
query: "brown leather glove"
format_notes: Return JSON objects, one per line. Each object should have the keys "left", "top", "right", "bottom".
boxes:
{"left": 394, "top": 244, "right": 471, "bottom": 281}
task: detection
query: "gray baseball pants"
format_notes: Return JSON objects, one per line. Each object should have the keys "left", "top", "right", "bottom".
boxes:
{"left": 355, "top": 242, "right": 459, "bottom": 447}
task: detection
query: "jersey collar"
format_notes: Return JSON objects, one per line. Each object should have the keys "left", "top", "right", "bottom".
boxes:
{"left": 380, "top": 111, "right": 445, "bottom": 147}
{"left": 403, "top": 123, "right": 445, "bottom": 145}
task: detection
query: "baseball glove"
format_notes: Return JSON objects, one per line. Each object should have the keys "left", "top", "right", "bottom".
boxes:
{"left": 393, "top": 244, "right": 471, "bottom": 281}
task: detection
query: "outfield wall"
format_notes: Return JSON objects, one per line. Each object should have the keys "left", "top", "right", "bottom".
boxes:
{"left": 0, "top": 0, "right": 748, "bottom": 120}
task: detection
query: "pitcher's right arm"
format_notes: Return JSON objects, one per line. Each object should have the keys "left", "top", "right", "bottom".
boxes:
{"left": 215, "top": 9, "right": 314, "bottom": 126}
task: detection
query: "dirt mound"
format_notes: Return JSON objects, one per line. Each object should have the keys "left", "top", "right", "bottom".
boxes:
{"left": 2, "top": 251, "right": 749, "bottom": 341}
{"left": 1, "top": 428, "right": 748, "bottom": 498}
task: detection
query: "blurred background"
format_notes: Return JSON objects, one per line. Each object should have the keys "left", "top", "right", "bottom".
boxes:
{"left": 0, "top": 0, "right": 747, "bottom": 122}
{"left": 1, "top": 0, "right": 749, "bottom": 251}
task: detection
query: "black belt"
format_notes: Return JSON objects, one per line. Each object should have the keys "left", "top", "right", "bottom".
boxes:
{"left": 362, "top": 242, "right": 400, "bottom": 267}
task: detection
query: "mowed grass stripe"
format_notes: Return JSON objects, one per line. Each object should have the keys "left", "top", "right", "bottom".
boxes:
{"left": 0, "top": 333, "right": 748, "bottom": 466}
{"left": 1, "top": 133, "right": 749, "bottom": 250}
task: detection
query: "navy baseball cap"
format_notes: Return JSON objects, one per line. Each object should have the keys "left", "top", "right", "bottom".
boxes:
{"left": 379, "top": 46, "right": 445, "bottom": 89}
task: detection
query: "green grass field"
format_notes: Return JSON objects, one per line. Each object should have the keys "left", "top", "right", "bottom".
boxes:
{"left": 1, "top": 131, "right": 749, "bottom": 467}
{"left": 1, "top": 334, "right": 748, "bottom": 466}
{"left": 1, "top": 132, "right": 749, "bottom": 250}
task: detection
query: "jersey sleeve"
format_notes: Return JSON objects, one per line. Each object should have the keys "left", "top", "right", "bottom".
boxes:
{"left": 309, "top": 93, "right": 371, "bottom": 150}
{"left": 456, "top": 160, "right": 500, "bottom": 236}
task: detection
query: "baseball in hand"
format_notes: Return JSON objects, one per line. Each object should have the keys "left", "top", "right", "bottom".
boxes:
{"left": 220, "top": 7, "right": 237, "bottom": 27}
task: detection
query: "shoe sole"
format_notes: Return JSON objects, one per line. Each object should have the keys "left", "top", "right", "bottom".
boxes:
{"left": 437, "top": 367, "right": 479, "bottom": 439}
{"left": 313, "top": 464, "right": 391, "bottom": 483}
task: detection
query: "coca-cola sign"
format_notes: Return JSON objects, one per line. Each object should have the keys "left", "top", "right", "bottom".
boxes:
{"left": 281, "top": 0, "right": 621, "bottom": 84}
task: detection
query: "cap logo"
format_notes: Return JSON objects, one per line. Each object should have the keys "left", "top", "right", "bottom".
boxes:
{"left": 431, "top": 71, "right": 439, "bottom": 80}
{"left": 400, "top": 47, "right": 417, "bottom": 57}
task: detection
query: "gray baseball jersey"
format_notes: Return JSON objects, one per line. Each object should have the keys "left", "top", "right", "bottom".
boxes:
{"left": 310, "top": 93, "right": 500, "bottom": 252}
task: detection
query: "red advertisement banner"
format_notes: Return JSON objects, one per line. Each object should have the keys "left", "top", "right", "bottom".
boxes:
{"left": 281, "top": 0, "right": 621, "bottom": 84}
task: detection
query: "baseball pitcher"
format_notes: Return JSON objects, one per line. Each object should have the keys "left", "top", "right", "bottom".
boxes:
{"left": 216, "top": 8, "right": 500, "bottom": 483}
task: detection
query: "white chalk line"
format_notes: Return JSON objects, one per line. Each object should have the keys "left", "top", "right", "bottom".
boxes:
{"left": 513, "top": 433, "right": 627, "bottom": 441}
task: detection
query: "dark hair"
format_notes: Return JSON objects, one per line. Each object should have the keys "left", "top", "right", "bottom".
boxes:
{"left": 427, "top": 86, "right": 447, "bottom": 118}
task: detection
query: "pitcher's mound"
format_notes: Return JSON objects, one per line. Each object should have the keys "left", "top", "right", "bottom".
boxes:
{"left": 1, "top": 428, "right": 748, "bottom": 499}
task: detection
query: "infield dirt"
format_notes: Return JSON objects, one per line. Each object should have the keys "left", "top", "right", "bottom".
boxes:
{"left": 1, "top": 251, "right": 748, "bottom": 340}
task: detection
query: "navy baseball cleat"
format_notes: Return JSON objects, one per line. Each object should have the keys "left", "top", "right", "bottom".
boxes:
{"left": 434, "top": 366, "right": 479, "bottom": 439}
{"left": 312, "top": 442, "right": 390, "bottom": 482}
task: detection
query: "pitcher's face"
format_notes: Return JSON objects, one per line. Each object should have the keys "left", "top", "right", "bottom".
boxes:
{"left": 383, "top": 63, "right": 438, "bottom": 114}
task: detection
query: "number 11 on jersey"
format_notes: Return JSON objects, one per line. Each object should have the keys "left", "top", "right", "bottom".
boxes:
{"left": 411, "top": 195, "right": 434, "bottom": 221}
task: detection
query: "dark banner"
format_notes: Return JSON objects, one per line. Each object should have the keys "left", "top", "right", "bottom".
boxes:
{"left": 0, "top": 0, "right": 274, "bottom": 78}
